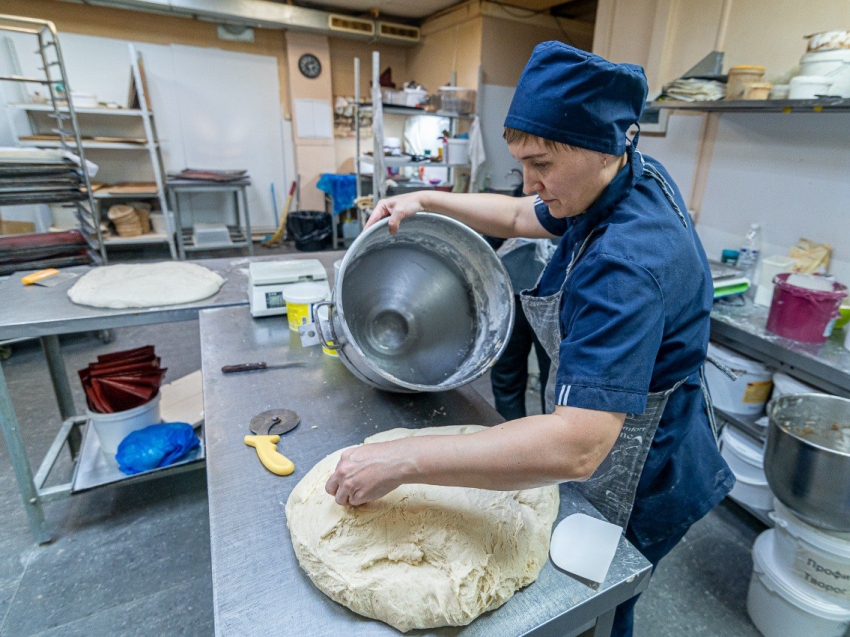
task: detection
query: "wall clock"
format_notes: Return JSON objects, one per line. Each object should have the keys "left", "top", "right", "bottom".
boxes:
{"left": 298, "top": 53, "right": 322, "bottom": 79}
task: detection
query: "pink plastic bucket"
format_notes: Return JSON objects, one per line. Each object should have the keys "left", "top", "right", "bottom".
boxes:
{"left": 766, "top": 273, "right": 847, "bottom": 343}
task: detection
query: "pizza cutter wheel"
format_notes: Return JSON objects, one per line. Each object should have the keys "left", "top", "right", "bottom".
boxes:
{"left": 250, "top": 409, "right": 300, "bottom": 436}
{"left": 244, "top": 409, "right": 300, "bottom": 476}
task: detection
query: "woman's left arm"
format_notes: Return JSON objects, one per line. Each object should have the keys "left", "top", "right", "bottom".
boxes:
{"left": 325, "top": 407, "right": 625, "bottom": 506}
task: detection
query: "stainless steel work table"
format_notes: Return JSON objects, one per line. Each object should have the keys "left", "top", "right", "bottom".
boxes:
{"left": 0, "top": 252, "right": 343, "bottom": 544}
{"left": 200, "top": 304, "right": 652, "bottom": 637}
{"left": 711, "top": 298, "right": 850, "bottom": 398}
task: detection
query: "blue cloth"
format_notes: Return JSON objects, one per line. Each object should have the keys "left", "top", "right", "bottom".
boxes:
{"left": 316, "top": 173, "right": 357, "bottom": 216}
{"left": 504, "top": 41, "right": 648, "bottom": 156}
{"left": 533, "top": 148, "right": 734, "bottom": 550}
{"left": 115, "top": 422, "right": 200, "bottom": 475}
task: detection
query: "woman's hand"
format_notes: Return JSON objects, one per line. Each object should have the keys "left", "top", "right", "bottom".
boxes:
{"left": 325, "top": 441, "right": 415, "bottom": 506}
{"left": 364, "top": 192, "right": 428, "bottom": 235}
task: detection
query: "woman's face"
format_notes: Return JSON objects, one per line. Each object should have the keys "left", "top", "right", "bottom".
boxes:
{"left": 508, "top": 136, "right": 617, "bottom": 219}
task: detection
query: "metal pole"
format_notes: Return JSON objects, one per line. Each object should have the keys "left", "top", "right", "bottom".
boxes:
{"left": 354, "top": 57, "right": 361, "bottom": 194}
{"left": 40, "top": 335, "right": 81, "bottom": 456}
{"left": 0, "top": 362, "right": 50, "bottom": 544}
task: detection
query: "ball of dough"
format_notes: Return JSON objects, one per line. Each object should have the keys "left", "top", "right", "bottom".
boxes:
{"left": 286, "top": 425, "right": 559, "bottom": 632}
{"left": 67, "top": 262, "right": 224, "bottom": 309}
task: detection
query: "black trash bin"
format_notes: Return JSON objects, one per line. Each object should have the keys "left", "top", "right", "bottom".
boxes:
{"left": 286, "top": 210, "right": 332, "bottom": 251}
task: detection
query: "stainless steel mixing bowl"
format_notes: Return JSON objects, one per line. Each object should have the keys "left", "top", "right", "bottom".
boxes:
{"left": 764, "top": 393, "right": 850, "bottom": 531}
{"left": 320, "top": 214, "right": 514, "bottom": 393}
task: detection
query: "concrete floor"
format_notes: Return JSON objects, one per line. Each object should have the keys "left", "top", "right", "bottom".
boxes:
{"left": 0, "top": 242, "right": 767, "bottom": 636}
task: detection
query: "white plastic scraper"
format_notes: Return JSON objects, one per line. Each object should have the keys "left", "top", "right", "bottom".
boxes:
{"left": 549, "top": 513, "right": 623, "bottom": 583}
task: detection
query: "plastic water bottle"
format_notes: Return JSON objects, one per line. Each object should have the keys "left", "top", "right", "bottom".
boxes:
{"left": 738, "top": 223, "right": 762, "bottom": 284}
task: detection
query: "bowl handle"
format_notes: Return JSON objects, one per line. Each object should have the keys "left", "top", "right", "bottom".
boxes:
{"left": 313, "top": 301, "right": 341, "bottom": 351}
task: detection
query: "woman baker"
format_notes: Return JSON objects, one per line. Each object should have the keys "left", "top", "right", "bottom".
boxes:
{"left": 325, "top": 41, "right": 734, "bottom": 635}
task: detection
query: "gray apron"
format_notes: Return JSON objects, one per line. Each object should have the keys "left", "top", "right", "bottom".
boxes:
{"left": 520, "top": 155, "right": 719, "bottom": 530}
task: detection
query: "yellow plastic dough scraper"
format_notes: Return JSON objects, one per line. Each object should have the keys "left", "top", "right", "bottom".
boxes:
{"left": 244, "top": 409, "right": 300, "bottom": 476}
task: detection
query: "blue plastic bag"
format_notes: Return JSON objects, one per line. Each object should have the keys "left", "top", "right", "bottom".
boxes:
{"left": 116, "top": 423, "right": 200, "bottom": 475}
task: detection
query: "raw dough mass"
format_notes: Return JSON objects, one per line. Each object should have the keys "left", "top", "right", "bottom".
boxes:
{"left": 285, "top": 425, "right": 560, "bottom": 632}
{"left": 67, "top": 262, "right": 224, "bottom": 308}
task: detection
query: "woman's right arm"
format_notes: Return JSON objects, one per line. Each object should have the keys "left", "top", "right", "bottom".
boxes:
{"left": 365, "top": 190, "right": 556, "bottom": 239}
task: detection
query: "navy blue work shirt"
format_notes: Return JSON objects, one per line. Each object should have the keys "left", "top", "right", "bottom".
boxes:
{"left": 533, "top": 148, "right": 734, "bottom": 550}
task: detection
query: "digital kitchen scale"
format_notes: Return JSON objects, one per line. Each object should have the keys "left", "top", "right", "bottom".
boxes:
{"left": 249, "top": 259, "right": 330, "bottom": 318}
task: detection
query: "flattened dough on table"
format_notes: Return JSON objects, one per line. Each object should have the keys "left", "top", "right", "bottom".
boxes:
{"left": 286, "top": 425, "right": 560, "bottom": 633}
{"left": 67, "top": 262, "right": 224, "bottom": 309}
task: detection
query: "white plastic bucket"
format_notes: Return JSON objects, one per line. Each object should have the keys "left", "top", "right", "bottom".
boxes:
{"left": 770, "top": 499, "right": 850, "bottom": 608}
{"left": 747, "top": 530, "right": 850, "bottom": 637}
{"left": 446, "top": 138, "right": 470, "bottom": 166}
{"left": 800, "top": 50, "right": 850, "bottom": 97}
{"left": 284, "top": 282, "right": 327, "bottom": 332}
{"left": 149, "top": 212, "right": 167, "bottom": 235}
{"left": 789, "top": 75, "right": 834, "bottom": 99}
{"left": 720, "top": 426, "right": 773, "bottom": 510}
{"left": 87, "top": 393, "right": 162, "bottom": 455}
{"left": 771, "top": 372, "right": 817, "bottom": 400}
{"left": 706, "top": 342, "right": 773, "bottom": 415}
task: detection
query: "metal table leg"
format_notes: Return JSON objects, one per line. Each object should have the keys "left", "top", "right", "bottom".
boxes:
{"left": 238, "top": 185, "right": 254, "bottom": 256}
{"left": 0, "top": 361, "right": 50, "bottom": 545}
{"left": 40, "top": 335, "right": 81, "bottom": 457}
{"left": 592, "top": 609, "right": 616, "bottom": 637}
{"left": 168, "top": 188, "right": 187, "bottom": 260}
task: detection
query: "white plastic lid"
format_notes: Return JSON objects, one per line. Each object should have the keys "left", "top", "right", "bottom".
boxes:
{"left": 752, "top": 530, "right": 850, "bottom": 619}
{"left": 772, "top": 372, "right": 817, "bottom": 395}
{"left": 790, "top": 75, "right": 834, "bottom": 86}
{"left": 802, "top": 49, "right": 850, "bottom": 62}
{"left": 771, "top": 499, "right": 850, "bottom": 556}
{"left": 786, "top": 273, "right": 836, "bottom": 292}
{"left": 708, "top": 342, "right": 771, "bottom": 375}
{"left": 721, "top": 426, "right": 765, "bottom": 468}
{"left": 283, "top": 282, "right": 327, "bottom": 304}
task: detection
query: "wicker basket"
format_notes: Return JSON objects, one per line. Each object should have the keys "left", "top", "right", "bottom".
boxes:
{"left": 107, "top": 204, "right": 142, "bottom": 237}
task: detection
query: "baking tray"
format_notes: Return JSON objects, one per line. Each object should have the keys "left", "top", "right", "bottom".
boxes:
{"left": 71, "top": 419, "right": 205, "bottom": 493}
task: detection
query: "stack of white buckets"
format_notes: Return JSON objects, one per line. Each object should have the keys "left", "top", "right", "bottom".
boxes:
{"left": 705, "top": 342, "right": 850, "bottom": 636}
{"left": 789, "top": 39, "right": 850, "bottom": 99}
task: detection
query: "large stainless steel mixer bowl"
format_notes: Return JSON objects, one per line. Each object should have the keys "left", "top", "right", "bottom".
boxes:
{"left": 765, "top": 393, "right": 850, "bottom": 531}
{"left": 323, "top": 213, "right": 514, "bottom": 393}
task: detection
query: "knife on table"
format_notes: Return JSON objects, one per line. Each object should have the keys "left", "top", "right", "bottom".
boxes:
{"left": 221, "top": 362, "right": 306, "bottom": 374}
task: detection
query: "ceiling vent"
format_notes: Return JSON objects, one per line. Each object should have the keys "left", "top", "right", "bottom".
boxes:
{"left": 328, "top": 14, "right": 375, "bottom": 37}
{"left": 378, "top": 22, "right": 421, "bottom": 43}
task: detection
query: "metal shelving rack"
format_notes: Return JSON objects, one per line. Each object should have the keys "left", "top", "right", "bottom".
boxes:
{"left": 653, "top": 97, "right": 850, "bottom": 114}
{"left": 9, "top": 42, "right": 178, "bottom": 258}
{"left": 0, "top": 14, "right": 106, "bottom": 263}
{"left": 353, "top": 52, "right": 472, "bottom": 215}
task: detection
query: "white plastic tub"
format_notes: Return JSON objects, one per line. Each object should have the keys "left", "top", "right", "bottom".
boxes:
{"left": 771, "top": 372, "right": 817, "bottom": 400}
{"left": 87, "top": 393, "right": 162, "bottom": 455}
{"left": 789, "top": 75, "right": 835, "bottom": 99}
{"left": 720, "top": 426, "right": 773, "bottom": 510}
{"left": 770, "top": 499, "right": 850, "bottom": 608}
{"left": 800, "top": 50, "right": 850, "bottom": 97}
{"left": 748, "top": 530, "right": 850, "bottom": 637}
{"left": 445, "top": 138, "right": 470, "bottom": 166}
{"left": 706, "top": 342, "right": 773, "bottom": 415}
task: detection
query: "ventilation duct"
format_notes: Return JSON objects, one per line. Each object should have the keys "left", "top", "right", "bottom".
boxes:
{"left": 65, "top": 0, "right": 421, "bottom": 45}
{"left": 328, "top": 14, "right": 375, "bottom": 37}
{"left": 378, "top": 22, "right": 421, "bottom": 43}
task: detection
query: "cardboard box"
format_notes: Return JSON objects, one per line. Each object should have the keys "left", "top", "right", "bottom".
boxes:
{"left": 0, "top": 219, "right": 36, "bottom": 235}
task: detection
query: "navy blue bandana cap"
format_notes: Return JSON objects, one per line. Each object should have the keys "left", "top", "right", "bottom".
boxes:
{"left": 504, "top": 41, "right": 648, "bottom": 156}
